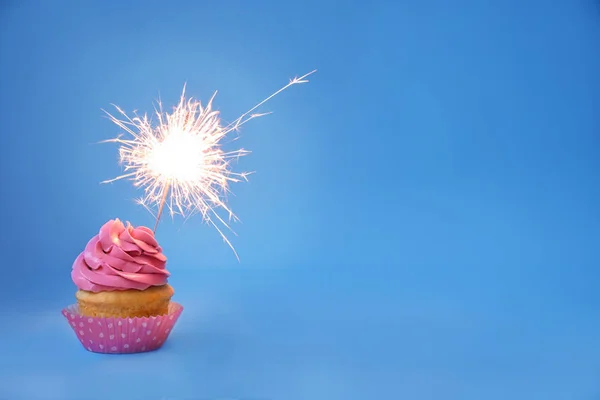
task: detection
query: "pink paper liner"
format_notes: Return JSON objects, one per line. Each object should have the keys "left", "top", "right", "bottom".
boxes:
{"left": 61, "top": 302, "right": 183, "bottom": 354}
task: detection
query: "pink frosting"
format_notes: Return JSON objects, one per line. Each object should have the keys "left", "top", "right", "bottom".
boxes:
{"left": 72, "top": 219, "right": 170, "bottom": 292}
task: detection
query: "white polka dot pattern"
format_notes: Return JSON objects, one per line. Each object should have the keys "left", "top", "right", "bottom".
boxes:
{"left": 61, "top": 302, "right": 184, "bottom": 354}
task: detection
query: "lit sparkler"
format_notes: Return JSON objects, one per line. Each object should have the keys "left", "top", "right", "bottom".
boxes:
{"left": 102, "top": 70, "right": 316, "bottom": 259}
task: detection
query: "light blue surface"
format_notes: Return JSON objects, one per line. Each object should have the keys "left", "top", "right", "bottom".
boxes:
{"left": 1, "top": 1, "right": 599, "bottom": 399}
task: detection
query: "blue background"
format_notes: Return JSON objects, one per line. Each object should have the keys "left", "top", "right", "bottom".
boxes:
{"left": 1, "top": 0, "right": 599, "bottom": 399}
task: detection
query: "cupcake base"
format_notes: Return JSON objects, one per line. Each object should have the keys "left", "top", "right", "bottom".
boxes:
{"left": 62, "top": 302, "right": 183, "bottom": 354}
{"left": 75, "top": 284, "right": 174, "bottom": 318}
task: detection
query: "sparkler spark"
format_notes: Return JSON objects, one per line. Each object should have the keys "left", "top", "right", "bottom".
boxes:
{"left": 101, "top": 70, "right": 316, "bottom": 259}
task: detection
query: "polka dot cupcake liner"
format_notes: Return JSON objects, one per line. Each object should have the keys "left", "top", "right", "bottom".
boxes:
{"left": 62, "top": 302, "right": 184, "bottom": 354}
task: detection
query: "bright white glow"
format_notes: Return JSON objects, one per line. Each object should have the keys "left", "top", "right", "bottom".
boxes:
{"left": 146, "top": 129, "right": 206, "bottom": 181}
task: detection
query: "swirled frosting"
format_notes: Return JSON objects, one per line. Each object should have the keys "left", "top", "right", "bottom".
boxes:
{"left": 71, "top": 219, "right": 170, "bottom": 292}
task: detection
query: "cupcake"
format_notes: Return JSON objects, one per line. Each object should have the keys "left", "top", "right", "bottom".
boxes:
{"left": 71, "top": 218, "right": 174, "bottom": 318}
{"left": 64, "top": 218, "right": 183, "bottom": 354}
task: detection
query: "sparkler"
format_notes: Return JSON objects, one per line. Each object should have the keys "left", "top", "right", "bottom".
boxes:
{"left": 101, "top": 70, "right": 316, "bottom": 259}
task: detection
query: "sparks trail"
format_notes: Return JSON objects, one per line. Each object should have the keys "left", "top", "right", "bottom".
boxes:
{"left": 101, "top": 70, "right": 316, "bottom": 259}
